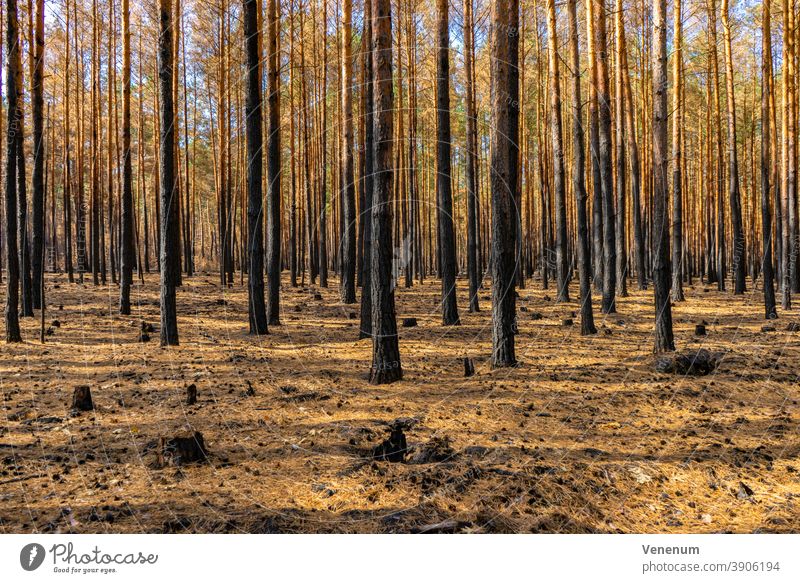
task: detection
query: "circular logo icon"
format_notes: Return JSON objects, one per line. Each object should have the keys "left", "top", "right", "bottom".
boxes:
{"left": 20, "top": 543, "right": 46, "bottom": 571}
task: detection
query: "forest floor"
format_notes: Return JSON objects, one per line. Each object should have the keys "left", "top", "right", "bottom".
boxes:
{"left": 0, "top": 271, "right": 798, "bottom": 533}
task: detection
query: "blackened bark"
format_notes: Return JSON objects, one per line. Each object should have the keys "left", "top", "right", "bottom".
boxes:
{"left": 359, "top": 0, "right": 374, "bottom": 340}
{"left": 568, "top": 0, "right": 596, "bottom": 335}
{"left": 436, "top": 0, "right": 460, "bottom": 325}
{"left": 267, "top": 0, "right": 282, "bottom": 325}
{"left": 158, "top": 0, "right": 179, "bottom": 346}
{"left": 652, "top": 0, "right": 675, "bottom": 353}
{"left": 340, "top": 0, "right": 356, "bottom": 304}
{"left": 490, "top": 0, "right": 519, "bottom": 367}
{"left": 4, "top": 0, "right": 22, "bottom": 342}
{"left": 761, "top": 0, "right": 777, "bottom": 319}
{"left": 120, "top": 0, "right": 134, "bottom": 314}
{"left": 546, "top": 0, "right": 569, "bottom": 303}
{"left": 31, "top": 0, "right": 44, "bottom": 310}
{"left": 244, "top": 0, "right": 267, "bottom": 334}
{"left": 369, "top": 0, "right": 402, "bottom": 384}
{"left": 464, "top": 0, "right": 480, "bottom": 312}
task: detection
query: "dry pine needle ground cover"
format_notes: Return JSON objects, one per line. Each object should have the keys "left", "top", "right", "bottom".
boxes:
{"left": 0, "top": 273, "right": 798, "bottom": 533}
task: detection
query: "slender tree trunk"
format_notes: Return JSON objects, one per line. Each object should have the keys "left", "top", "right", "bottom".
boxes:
{"left": 359, "top": 0, "right": 374, "bottom": 339}
{"left": 340, "top": 0, "right": 356, "bottom": 303}
{"left": 671, "top": 0, "right": 684, "bottom": 301}
{"left": 546, "top": 0, "right": 569, "bottom": 302}
{"left": 31, "top": 0, "right": 44, "bottom": 309}
{"left": 4, "top": 0, "right": 22, "bottom": 341}
{"left": 266, "top": 0, "right": 281, "bottom": 324}
{"left": 568, "top": 0, "right": 596, "bottom": 335}
{"left": 369, "top": 0, "right": 402, "bottom": 384}
{"left": 245, "top": 0, "right": 267, "bottom": 334}
{"left": 158, "top": 0, "right": 179, "bottom": 345}
{"left": 464, "top": 0, "right": 479, "bottom": 312}
{"left": 436, "top": 0, "right": 460, "bottom": 324}
{"left": 721, "top": 0, "right": 746, "bottom": 293}
{"left": 120, "top": 0, "right": 134, "bottom": 314}
{"left": 652, "top": 0, "right": 675, "bottom": 352}
{"left": 490, "top": 0, "right": 519, "bottom": 367}
{"left": 761, "top": 0, "right": 777, "bottom": 318}
{"left": 595, "top": 0, "right": 616, "bottom": 313}
{"left": 614, "top": 0, "right": 627, "bottom": 298}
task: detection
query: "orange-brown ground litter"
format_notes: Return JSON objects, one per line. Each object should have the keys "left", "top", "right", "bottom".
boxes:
{"left": 1, "top": 273, "right": 798, "bottom": 533}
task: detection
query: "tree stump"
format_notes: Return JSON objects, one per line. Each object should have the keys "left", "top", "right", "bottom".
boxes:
{"left": 186, "top": 384, "right": 198, "bottom": 405}
{"left": 530, "top": 312, "right": 543, "bottom": 321}
{"left": 401, "top": 318, "right": 418, "bottom": 328}
{"left": 372, "top": 426, "right": 407, "bottom": 463}
{"left": 157, "top": 431, "right": 208, "bottom": 467}
{"left": 694, "top": 324, "right": 707, "bottom": 336}
{"left": 71, "top": 386, "right": 94, "bottom": 411}
{"left": 463, "top": 357, "right": 475, "bottom": 377}
{"left": 562, "top": 318, "right": 573, "bottom": 327}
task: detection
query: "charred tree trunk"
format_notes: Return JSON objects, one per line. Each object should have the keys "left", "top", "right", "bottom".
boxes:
{"left": 369, "top": 0, "right": 402, "bottom": 384}
{"left": 671, "top": 0, "right": 684, "bottom": 301}
{"left": 4, "top": 0, "right": 22, "bottom": 342}
{"left": 266, "top": 0, "right": 281, "bottom": 324}
{"left": 464, "top": 0, "right": 480, "bottom": 312}
{"left": 490, "top": 0, "right": 519, "bottom": 367}
{"left": 436, "top": 0, "right": 460, "bottom": 325}
{"left": 120, "top": 0, "right": 134, "bottom": 314}
{"left": 652, "top": 0, "right": 675, "bottom": 352}
{"left": 761, "top": 0, "right": 777, "bottom": 318}
{"left": 245, "top": 0, "right": 267, "bottom": 334}
{"left": 158, "top": 0, "right": 179, "bottom": 346}
{"left": 339, "top": 0, "right": 356, "bottom": 304}
{"left": 31, "top": 0, "right": 44, "bottom": 310}
{"left": 359, "top": 0, "right": 374, "bottom": 339}
{"left": 568, "top": 0, "right": 596, "bottom": 335}
{"left": 546, "top": 0, "right": 569, "bottom": 303}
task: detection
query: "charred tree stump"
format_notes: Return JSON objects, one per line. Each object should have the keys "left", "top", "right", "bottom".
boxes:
{"left": 71, "top": 386, "right": 94, "bottom": 411}
{"left": 157, "top": 431, "right": 208, "bottom": 467}
{"left": 463, "top": 357, "right": 475, "bottom": 377}
{"left": 185, "top": 384, "right": 197, "bottom": 405}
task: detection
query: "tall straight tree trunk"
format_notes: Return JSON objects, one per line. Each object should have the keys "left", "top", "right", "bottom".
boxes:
{"left": 781, "top": 0, "right": 792, "bottom": 308}
{"left": 120, "top": 0, "right": 134, "bottom": 314}
{"left": 490, "top": 0, "right": 519, "bottom": 367}
{"left": 587, "top": 0, "right": 604, "bottom": 291}
{"left": 709, "top": 0, "right": 725, "bottom": 290}
{"left": 436, "top": 0, "right": 460, "bottom": 324}
{"left": 721, "top": 0, "right": 746, "bottom": 294}
{"left": 671, "top": 0, "right": 684, "bottom": 301}
{"left": 369, "top": 0, "right": 402, "bottom": 384}
{"left": 761, "top": 0, "right": 777, "bottom": 318}
{"left": 568, "top": 0, "right": 596, "bottom": 335}
{"left": 464, "top": 0, "right": 479, "bottom": 312}
{"left": 546, "top": 0, "right": 569, "bottom": 302}
{"left": 266, "top": 0, "right": 281, "bottom": 324}
{"left": 339, "top": 0, "right": 356, "bottom": 304}
{"left": 318, "top": 0, "right": 329, "bottom": 288}
{"left": 158, "top": 0, "right": 179, "bottom": 345}
{"left": 4, "top": 0, "right": 22, "bottom": 341}
{"left": 245, "top": 0, "right": 267, "bottom": 334}
{"left": 614, "top": 0, "right": 627, "bottom": 298}
{"left": 652, "top": 0, "right": 675, "bottom": 352}
{"left": 359, "top": 0, "right": 374, "bottom": 339}
{"left": 595, "top": 0, "right": 616, "bottom": 313}
{"left": 31, "top": 0, "right": 44, "bottom": 310}
{"left": 620, "top": 13, "right": 645, "bottom": 290}
{"left": 63, "top": 0, "right": 73, "bottom": 283}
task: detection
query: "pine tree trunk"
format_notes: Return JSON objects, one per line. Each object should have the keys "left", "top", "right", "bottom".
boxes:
{"left": 244, "top": 0, "right": 267, "bottom": 334}
{"left": 464, "top": 0, "right": 479, "bottom": 312}
{"left": 4, "top": 0, "right": 22, "bottom": 341}
{"left": 266, "top": 0, "right": 282, "bottom": 324}
{"left": 652, "top": 0, "right": 675, "bottom": 353}
{"left": 369, "top": 0, "right": 402, "bottom": 384}
{"left": 158, "top": 0, "right": 179, "bottom": 346}
{"left": 339, "top": 0, "right": 356, "bottom": 304}
{"left": 436, "top": 0, "right": 460, "bottom": 324}
{"left": 490, "top": 0, "right": 519, "bottom": 367}
{"left": 31, "top": 0, "right": 44, "bottom": 310}
{"left": 546, "top": 0, "right": 569, "bottom": 303}
{"left": 761, "top": 0, "right": 777, "bottom": 318}
{"left": 671, "top": 0, "right": 684, "bottom": 301}
{"left": 120, "top": 0, "right": 134, "bottom": 314}
{"left": 568, "top": 0, "right": 596, "bottom": 335}
{"left": 359, "top": 0, "right": 374, "bottom": 339}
